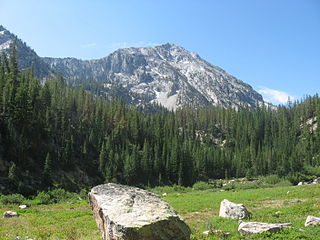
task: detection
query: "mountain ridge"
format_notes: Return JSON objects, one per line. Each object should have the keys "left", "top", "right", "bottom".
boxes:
{"left": 0, "top": 26, "right": 264, "bottom": 110}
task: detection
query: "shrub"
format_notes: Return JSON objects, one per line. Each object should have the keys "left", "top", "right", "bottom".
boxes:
{"left": 303, "top": 165, "right": 320, "bottom": 176}
{"left": 151, "top": 185, "right": 191, "bottom": 195}
{"left": 0, "top": 193, "right": 25, "bottom": 205}
{"left": 172, "top": 184, "right": 189, "bottom": 192}
{"left": 223, "top": 184, "right": 236, "bottom": 191}
{"left": 79, "top": 188, "right": 89, "bottom": 200}
{"left": 275, "top": 179, "right": 292, "bottom": 187}
{"left": 49, "top": 188, "right": 73, "bottom": 203}
{"left": 34, "top": 188, "right": 78, "bottom": 204}
{"left": 264, "top": 174, "right": 282, "bottom": 185}
{"left": 34, "top": 191, "right": 51, "bottom": 204}
{"left": 234, "top": 180, "right": 264, "bottom": 190}
{"left": 192, "top": 181, "right": 211, "bottom": 190}
{"left": 287, "top": 172, "right": 316, "bottom": 185}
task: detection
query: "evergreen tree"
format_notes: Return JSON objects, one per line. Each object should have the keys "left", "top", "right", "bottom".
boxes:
{"left": 42, "top": 152, "right": 53, "bottom": 188}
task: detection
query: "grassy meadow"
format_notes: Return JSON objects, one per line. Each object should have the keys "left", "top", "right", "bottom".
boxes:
{"left": 1, "top": 184, "right": 320, "bottom": 240}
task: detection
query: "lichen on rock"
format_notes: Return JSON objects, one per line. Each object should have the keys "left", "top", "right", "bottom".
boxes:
{"left": 89, "top": 183, "right": 191, "bottom": 240}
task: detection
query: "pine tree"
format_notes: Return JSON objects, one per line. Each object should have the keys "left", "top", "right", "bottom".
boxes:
{"left": 42, "top": 152, "right": 53, "bottom": 188}
{"left": 123, "top": 148, "right": 137, "bottom": 185}
{"left": 8, "top": 162, "right": 17, "bottom": 181}
{"left": 99, "top": 141, "right": 107, "bottom": 174}
{"left": 141, "top": 140, "right": 151, "bottom": 185}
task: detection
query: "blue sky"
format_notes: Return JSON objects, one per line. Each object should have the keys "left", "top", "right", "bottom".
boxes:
{"left": 1, "top": 0, "right": 319, "bottom": 104}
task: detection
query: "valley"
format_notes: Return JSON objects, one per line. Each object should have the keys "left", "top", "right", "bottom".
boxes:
{"left": 0, "top": 20, "right": 319, "bottom": 240}
{"left": 1, "top": 184, "right": 320, "bottom": 239}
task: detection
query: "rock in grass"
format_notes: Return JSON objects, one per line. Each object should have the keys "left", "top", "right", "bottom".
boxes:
{"left": 305, "top": 215, "right": 320, "bottom": 227}
{"left": 238, "top": 221, "right": 291, "bottom": 235}
{"left": 202, "top": 229, "right": 231, "bottom": 237}
{"left": 3, "top": 211, "right": 18, "bottom": 218}
{"left": 89, "top": 183, "right": 191, "bottom": 240}
{"left": 219, "top": 199, "right": 250, "bottom": 219}
{"left": 19, "top": 204, "right": 29, "bottom": 209}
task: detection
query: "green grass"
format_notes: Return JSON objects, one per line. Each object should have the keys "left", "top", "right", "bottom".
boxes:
{"left": 164, "top": 184, "right": 320, "bottom": 240}
{"left": 0, "top": 201, "right": 100, "bottom": 240}
{"left": 1, "top": 185, "right": 320, "bottom": 239}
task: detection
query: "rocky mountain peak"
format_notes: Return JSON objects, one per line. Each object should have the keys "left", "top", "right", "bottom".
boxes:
{"left": 0, "top": 26, "right": 13, "bottom": 50}
{"left": 0, "top": 26, "right": 265, "bottom": 110}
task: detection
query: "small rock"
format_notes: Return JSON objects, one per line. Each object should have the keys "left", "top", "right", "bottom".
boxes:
{"left": 289, "top": 199, "right": 303, "bottom": 205}
{"left": 238, "top": 221, "right": 291, "bottom": 235}
{"left": 202, "top": 230, "right": 210, "bottom": 235}
{"left": 19, "top": 205, "right": 29, "bottom": 209}
{"left": 14, "top": 237, "right": 34, "bottom": 240}
{"left": 3, "top": 211, "right": 18, "bottom": 218}
{"left": 298, "top": 179, "right": 320, "bottom": 186}
{"left": 162, "top": 192, "right": 167, "bottom": 196}
{"left": 202, "top": 229, "right": 231, "bottom": 237}
{"left": 273, "top": 211, "right": 282, "bottom": 216}
{"left": 305, "top": 215, "right": 320, "bottom": 227}
{"left": 213, "top": 229, "right": 231, "bottom": 237}
{"left": 219, "top": 199, "right": 250, "bottom": 219}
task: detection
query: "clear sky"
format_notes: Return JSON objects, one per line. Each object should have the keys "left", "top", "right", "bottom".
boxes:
{"left": 1, "top": 0, "right": 319, "bottom": 104}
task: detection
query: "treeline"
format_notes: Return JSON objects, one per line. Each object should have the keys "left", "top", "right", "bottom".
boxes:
{"left": 0, "top": 43, "right": 319, "bottom": 195}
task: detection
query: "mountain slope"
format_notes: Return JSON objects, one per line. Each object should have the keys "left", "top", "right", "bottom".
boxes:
{"left": 0, "top": 26, "right": 264, "bottom": 109}
{"left": 43, "top": 44, "right": 264, "bottom": 109}
{"left": 0, "top": 26, "right": 53, "bottom": 79}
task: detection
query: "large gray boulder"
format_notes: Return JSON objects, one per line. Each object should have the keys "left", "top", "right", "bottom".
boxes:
{"left": 88, "top": 183, "right": 191, "bottom": 240}
{"left": 219, "top": 199, "right": 249, "bottom": 219}
{"left": 305, "top": 215, "right": 320, "bottom": 227}
{"left": 238, "top": 221, "right": 291, "bottom": 235}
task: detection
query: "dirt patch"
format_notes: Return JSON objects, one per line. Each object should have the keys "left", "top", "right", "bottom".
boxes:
{"left": 181, "top": 208, "right": 216, "bottom": 227}
{"left": 250, "top": 198, "right": 307, "bottom": 210}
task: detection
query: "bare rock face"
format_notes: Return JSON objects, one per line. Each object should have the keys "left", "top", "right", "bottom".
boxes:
{"left": 3, "top": 211, "right": 18, "bottom": 218}
{"left": 88, "top": 183, "right": 191, "bottom": 240}
{"left": 1, "top": 26, "right": 265, "bottom": 110}
{"left": 219, "top": 199, "right": 250, "bottom": 219}
{"left": 305, "top": 215, "right": 320, "bottom": 227}
{"left": 238, "top": 221, "right": 291, "bottom": 235}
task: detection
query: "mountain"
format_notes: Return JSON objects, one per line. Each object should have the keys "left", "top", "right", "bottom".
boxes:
{"left": 0, "top": 26, "right": 264, "bottom": 109}
{"left": 0, "top": 25, "right": 53, "bottom": 79}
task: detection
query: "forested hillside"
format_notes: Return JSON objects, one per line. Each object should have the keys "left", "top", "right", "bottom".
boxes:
{"left": 0, "top": 44, "right": 319, "bottom": 196}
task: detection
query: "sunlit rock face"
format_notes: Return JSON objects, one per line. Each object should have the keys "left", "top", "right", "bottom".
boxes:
{"left": 1, "top": 25, "right": 264, "bottom": 110}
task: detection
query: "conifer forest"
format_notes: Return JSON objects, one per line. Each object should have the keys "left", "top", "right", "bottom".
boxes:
{"left": 0, "top": 44, "right": 319, "bottom": 196}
